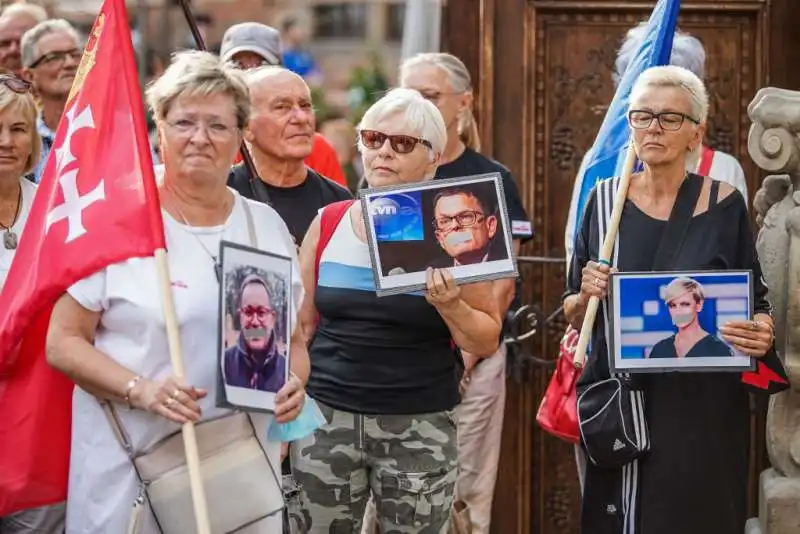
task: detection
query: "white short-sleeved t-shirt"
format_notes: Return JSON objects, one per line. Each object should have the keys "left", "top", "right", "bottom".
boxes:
{"left": 64, "top": 189, "right": 301, "bottom": 534}
{"left": 0, "top": 178, "right": 37, "bottom": 291}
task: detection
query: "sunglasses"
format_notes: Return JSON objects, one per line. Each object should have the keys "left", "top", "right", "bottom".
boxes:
{"left": 0, "top": 75, "right": 31, "bottom": 94}
{"left": 359, "top": 130, "right": 432, "bottom": 154}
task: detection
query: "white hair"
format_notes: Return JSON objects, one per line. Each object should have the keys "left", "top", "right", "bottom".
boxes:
{"left": 358, "top": 87, "right": 447, "bottom": 156}
{"left": 400, "top": 52, "right": 481, "bottom": 151}
{"left": 21, "top": 19, "right": 82, "bottom": 68}
{"left": 0, "top": 3, "right": 47, "bottom": 24}
{"left": 630, "top": 65, "right": 709, "bottom": 123}
{"left": 614, "top": 22, "right": 706, "bottom": 87}
{"left": 244, "top": 65, "right": 305, "bottom": 90}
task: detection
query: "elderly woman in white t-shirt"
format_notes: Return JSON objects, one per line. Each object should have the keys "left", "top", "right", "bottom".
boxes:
{"left": 46, "top": 51, "right": 309, "bottom": 534}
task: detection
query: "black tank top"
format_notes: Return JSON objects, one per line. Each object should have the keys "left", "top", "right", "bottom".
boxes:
{"left": 307, "top": 210, "right": 460, "bottom": 415}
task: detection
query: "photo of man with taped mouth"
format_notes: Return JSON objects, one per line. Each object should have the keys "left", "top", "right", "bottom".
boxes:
{"left": 431, "top": 186, "right": 504, "bottom": 266}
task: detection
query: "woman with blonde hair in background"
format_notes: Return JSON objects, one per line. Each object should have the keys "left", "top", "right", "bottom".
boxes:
{"left": 0, "top": 74, "right": 67, "bottom": 534}
{"left": 360, "top": 52, "right": 532, "bottom": 534}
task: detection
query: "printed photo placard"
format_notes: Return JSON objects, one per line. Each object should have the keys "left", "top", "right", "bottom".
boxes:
{"left": 609, "top": 270, "right": 756, "bottom": 373}
{"left": 360, "top": 172, "right": 518, "bottom": 296}
{"left": 217, "top": 241, "right": 292, "bottom": 412}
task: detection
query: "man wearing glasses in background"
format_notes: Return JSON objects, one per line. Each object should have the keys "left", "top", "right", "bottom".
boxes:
{"left": 20, "top": 19, "right": 81, "bottom": 183}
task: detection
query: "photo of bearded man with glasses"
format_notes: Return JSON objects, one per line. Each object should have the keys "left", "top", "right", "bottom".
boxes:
{"left": 224, "top": 273, "right": 287, "bottom": 394}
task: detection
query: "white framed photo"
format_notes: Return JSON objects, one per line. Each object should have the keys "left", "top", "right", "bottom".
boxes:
{"left": 360, "top": 172, "right": 518, "bottom": 297}
{"left": 216, "top": 241, "right": 292, "bottom": 412}
{"left": 609, "top": 270, "right": 756, "bottom": 373}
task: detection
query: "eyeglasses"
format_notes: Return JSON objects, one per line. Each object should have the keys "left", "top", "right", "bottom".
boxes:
{"left": 359, "top": 130, "right": 432, "bottom": 154}
{"left": 166, "top": 118, "right": 238, "bottom": 141}
{"left": 29, "top": 48, "right": 82, "bottom": 69}
{"left": 628, "top": 110, "right": 700, "bottom": 132}
{"left": 0, "top": 75, "right": 31, "bottom": 94}
{"left": 240, "top": 305, "right": 277, "bottom": 320}
{"left": 433, "top": 210, "right": 486, "bottom": 231}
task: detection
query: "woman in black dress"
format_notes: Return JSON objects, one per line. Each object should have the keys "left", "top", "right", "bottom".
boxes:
{"left": 564, "top": 65, "right": 777, "bottom": 534}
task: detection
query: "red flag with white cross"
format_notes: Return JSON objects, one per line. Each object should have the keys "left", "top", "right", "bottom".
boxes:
{"left": 0, "top": 0, "right": 165, "bottom": 515}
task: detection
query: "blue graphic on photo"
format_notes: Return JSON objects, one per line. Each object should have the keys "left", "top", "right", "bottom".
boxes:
{"left": 616, "top": 273, "right": 750, "bottom": 359}
{"left": 370, "top": 191, "right": 424, "bottom": 242}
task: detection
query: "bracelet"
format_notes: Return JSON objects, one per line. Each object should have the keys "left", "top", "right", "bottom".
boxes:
{"left": 123, "top": 375, "right": 142, "bottom": 409}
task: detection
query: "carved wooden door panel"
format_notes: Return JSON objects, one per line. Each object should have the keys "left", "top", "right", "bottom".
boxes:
{"left": 440, "top": 1, "right": 800, "bottom": 533}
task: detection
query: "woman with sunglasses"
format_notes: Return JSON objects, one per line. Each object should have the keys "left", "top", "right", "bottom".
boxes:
{"left": 565, "top": 66, "right": 777, "bottom": 534}
{"left": 291, "top": 88, "right": 502, "bottom": 533}
{"left": 0, "top": 76, "right": 68, "bottom": 534}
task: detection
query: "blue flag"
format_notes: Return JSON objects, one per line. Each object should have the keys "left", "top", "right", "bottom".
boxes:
{"left": 570, "top": 0, "right": 681, "bottom": 247}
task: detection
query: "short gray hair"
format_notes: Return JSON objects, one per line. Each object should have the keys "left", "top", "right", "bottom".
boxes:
{"left": 146, "top": 50, "right": 251, "bottom": 129}
{"left": 21, "top": 19, "right": 82, "bottom": 68}
{"left": 244, "top": 65, "right": 305, "bottom": 92}
{"left": 358, "top": 87, "right": 447, "bottom": 155}
{"left": 0, "top": 3, "right": 47, "bottom": 24}
{"left": 400, "top": 52, "right": 481, "bottom": 152}
{"left": 614, "top": 22, "right": 706, "bottom": 87}
{"left": 630, "top": 65, "right": 709, "bottom": 123}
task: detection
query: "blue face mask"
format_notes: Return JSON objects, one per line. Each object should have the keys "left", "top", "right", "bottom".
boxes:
{"left": 267, "top": 395, "right": 326, "bottom": 443}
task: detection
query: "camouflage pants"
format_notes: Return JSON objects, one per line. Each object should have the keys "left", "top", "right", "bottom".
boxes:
{"left": 290, "top": 400, "right": 458, "bottom": 534}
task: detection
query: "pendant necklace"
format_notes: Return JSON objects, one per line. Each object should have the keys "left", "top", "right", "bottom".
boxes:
{"left": 0, "top": 184, "right": 22, "bottom": 250}
{"left": 171, "top": 201, "right": 224, "bottom": 283}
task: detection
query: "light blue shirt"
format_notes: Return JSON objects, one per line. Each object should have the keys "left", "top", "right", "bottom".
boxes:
{"left": 33, "top": 113, "right": 55, "bottom": 184}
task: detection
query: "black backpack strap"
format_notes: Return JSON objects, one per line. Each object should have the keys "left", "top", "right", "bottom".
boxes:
{"left": 709, "top": 180, "right": 720, "bottom": 210}
{"left": 651, "top": 173, "right": 704, "bottom": 271}
{"left": 250, "top": 176, "right": 272, "bottom": 206}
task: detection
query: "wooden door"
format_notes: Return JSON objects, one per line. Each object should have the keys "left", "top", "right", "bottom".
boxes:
{"left": 441, "top": 1, "right": 800, "bottom": 533}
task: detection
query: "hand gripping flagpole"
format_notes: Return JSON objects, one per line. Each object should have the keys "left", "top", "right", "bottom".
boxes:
{"left": 135, "top": 1, "right": 217, "bottom": 532}
{"left": 573, "top": 143, "right": 638, "bottom": 369}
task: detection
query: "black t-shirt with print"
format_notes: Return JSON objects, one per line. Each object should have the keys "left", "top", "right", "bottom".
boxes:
{"left": 228, "top": 164, "right": 352, "bottom": 245}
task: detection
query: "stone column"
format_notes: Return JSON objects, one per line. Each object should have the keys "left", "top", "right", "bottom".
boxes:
{"left": 745, "top": 87, "right": 800, "bottom": 534}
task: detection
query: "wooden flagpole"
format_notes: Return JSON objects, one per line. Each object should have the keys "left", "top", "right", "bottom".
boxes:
{"left": 154, "top": 251, "right": 212, "bottom": 534}
{"left": 573, "top": 143, "right": 638, "bottom": 368}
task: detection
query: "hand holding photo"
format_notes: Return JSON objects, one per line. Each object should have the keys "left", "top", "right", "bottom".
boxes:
{"left": 609, "top": 270, "right": 756, "bottom": 373}
{"left": 218, "top": 242, "right": 293, "bottom": 412}
{"left": 361, "top": 172, "right": 518, "bottom": 296}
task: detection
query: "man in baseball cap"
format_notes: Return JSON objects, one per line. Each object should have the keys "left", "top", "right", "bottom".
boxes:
{"left": 220, "top": 21, "right": 348, "bottom": 188}
{"left": 220, "top": 22, "right": 282, "bottom": 69}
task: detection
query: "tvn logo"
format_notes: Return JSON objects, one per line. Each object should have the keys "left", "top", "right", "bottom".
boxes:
{"left": 370, "top": 197, "right": 417, "bottom": 217}
{"left": 370, "top": 193, "right": 424, "bottom": 242}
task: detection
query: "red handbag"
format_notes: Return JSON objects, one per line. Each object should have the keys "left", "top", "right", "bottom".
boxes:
{"left": 536, "top": 325, "right": 582, "bottom": 443}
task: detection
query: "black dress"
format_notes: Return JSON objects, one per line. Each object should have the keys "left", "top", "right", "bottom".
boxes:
{"left": 567, "top": 178, "right": 772, "bottom": 534}
{"left": 649, "top": 334, "right": 733, "bottom": 359}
